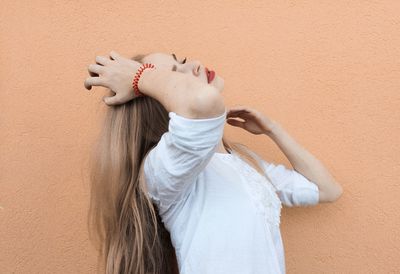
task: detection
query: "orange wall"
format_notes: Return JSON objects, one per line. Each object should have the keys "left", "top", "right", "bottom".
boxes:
{"left": 1, "top": 1, "right": 399, "bottom": 273}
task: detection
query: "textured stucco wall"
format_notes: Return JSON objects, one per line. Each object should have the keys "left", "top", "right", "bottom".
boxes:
{"left": 1, "top": 1, "right": 399, "bottom": 273}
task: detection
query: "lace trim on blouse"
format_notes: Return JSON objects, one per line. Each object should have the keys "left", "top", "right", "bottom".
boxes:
{"left": 230, "top": 153, "right": 282, "bottom": 228}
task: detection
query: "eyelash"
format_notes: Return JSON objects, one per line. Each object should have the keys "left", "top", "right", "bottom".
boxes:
{"left": 172, "top": 53, "right": 186, "bottom": 67}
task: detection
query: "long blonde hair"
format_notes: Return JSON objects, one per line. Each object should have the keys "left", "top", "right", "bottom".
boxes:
{"left": 87, "top": 53, "right": 273, "bottom": 274}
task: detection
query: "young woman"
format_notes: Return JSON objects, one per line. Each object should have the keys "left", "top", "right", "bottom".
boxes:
{"left": 84, "top": 51, "right": 343, "bottom": 274}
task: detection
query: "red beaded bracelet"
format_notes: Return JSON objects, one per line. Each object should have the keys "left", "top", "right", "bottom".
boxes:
{"left": 132, "top": 63, "right": 156, "bottom": 97}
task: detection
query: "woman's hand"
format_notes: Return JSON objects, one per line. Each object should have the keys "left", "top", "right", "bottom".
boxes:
{"left": 84, "top": 50, "right": 142, "bottom": 106}
{"left": 226, "top": 105, "right": 277, "bottom": 135}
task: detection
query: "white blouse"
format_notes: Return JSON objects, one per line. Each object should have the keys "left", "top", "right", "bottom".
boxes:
{"left": 143, "top": 107, "right": 319, "bottom": 274}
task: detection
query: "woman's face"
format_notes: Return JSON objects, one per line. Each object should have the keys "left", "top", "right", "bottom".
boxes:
{"left": 141, "top": 52, "right": 224, "bottom": 92}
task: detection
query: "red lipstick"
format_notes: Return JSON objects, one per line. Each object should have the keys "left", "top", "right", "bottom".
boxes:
{"left": 205, "top": 67, "right": 216, "bottom": 83}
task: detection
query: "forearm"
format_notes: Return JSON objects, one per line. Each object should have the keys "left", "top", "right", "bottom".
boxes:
{"left": 266, "top": 122, "right": 343, "bottom": 201}
{"left": 138, "top": 67, "right": 223, "bottom": 118}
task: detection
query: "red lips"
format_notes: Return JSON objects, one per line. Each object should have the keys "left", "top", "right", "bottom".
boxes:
{"left": 205, "top": 67, "right": 216, "bottom": 83}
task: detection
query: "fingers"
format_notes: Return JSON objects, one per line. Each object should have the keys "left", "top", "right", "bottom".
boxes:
{"left": 103, "top": 95, "right": 122, "bottom": 106}
{"left": 84, "top": 76, "right": 107, "bottom": 90}
{"left": 86, "top": 53, "right": 113, "bottom": 89}
{"left": 227, "top": 110, "right": 250, "bottom": 116}
{"left": 227, "top": 111, "right": 252, "bottom": 119}
{"left": 227, "top": 105, "right": 250, "bottom": 113}
{"left": 88, "top": 64, "right": 104, "bottom": 77}
{"left": 95, "top": 55, "right": 112, "bottom": 66}
{"left": 109, "top": 50, "right": 123, "bottom": 61}
{"left": 226, "top": 118, "right": 245, "bottom": 128}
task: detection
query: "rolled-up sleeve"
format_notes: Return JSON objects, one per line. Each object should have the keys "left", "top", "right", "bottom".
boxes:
{"left": 218, "top": 144, "right": 319, "bottom": 207}
{"left": 262, "top": 162, "right": 320, "bottom": 207}
{"left": 144, "top": 108, "right": 227, "bottom": 212}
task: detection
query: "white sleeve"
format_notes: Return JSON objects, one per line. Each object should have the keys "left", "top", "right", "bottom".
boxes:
{"left": 143, "top": 108, "right": 227, "bottom": 212}
{"left": 243, "top": 148, "right": 319, "bottom": 207}
{"left": 262, "top": 161, "right": 320, "bottom": 207}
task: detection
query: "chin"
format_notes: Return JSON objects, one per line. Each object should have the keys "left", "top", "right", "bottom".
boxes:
{"left": 211, "top": 75, "right": 224, "bottom": 93}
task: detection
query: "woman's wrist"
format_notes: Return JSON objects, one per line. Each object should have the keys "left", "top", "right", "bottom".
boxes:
{"left": 133, "top": 63, "right": 156, "bottom": 97}
{"left": 264, "top": 120, "right": 281, "bottom": 137}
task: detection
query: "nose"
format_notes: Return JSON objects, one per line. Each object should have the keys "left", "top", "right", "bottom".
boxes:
{"left": 189, "top": 60, "right": 202, "bottom": 77}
